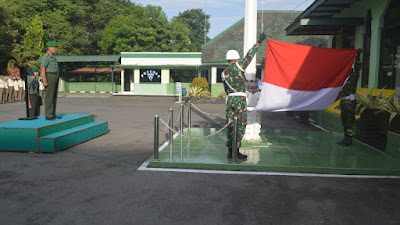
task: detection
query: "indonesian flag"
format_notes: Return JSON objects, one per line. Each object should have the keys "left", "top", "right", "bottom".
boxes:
{"left": 255, "top": 39, "right": 358, "bottom": 111}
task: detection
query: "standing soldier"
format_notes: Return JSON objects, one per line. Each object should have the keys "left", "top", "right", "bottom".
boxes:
{"left": 337, "top": 49, "right": 362, "bottom": 146}
{"left": 13, "top": 77, "right": 19, "bottom": 102}
{"left": 40, "top": 41, "right": 61, "bottom": 120}
{"left": 222, "top": 32, "right": 266, "bottom": 159}
{"left": 7, "top": 75, "right": 14, "bottom": 103}
{"left": 27, "top": 67, "right": 41, "bottom": 118}
{"left": 0, "top": 75, "right": 5, "bottom": 104}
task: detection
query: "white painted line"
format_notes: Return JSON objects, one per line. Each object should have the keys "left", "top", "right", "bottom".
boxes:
{"left": 138, "top": 162, "right": 400, "bottom": 179}
{"left": 100, "top": 91, "right": 106, "bottom": 94}
{"left": 80, "top": 91, "right": 86, "bottom": 93}
{"left": 70, "top": 91, "right": 76, "bottom": 93}
{"left": 309, "top": 121, "right": 330, "bottom": 132}
{"left": 90, "top": 91, "right": 96, "bottom": 93}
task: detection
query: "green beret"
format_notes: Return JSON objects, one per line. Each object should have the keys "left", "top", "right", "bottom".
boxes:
{"left": 32, "top": 66, "right": 39, "bottom": 72}
{"left": 46, "top": 41, "right": 58, "bottom": 47}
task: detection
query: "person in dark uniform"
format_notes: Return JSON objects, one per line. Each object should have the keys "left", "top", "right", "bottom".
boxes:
{"left": 337, "top": 49, "right": 362, "bottom": 146}
{"left": 27, "top": 67, "right": 41, "bottom": 118}
{"left": 40, "top": 41, "right": 61, "bottom": 120}
{"left": 222, "top": 32, "right": 266, "bottom": 159}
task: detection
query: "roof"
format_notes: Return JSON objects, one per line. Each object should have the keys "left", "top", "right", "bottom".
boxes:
{"left": 69, "top": 68, "right": 122, "bottom": 74}
{"left": 56, "top": 55, "right": 121, "bottom": 63}
{"left": 286, "top": 0, "right": 363, "bottom": 35}
{"left": 201, "top": 10, "right": 328, "bottom": 64}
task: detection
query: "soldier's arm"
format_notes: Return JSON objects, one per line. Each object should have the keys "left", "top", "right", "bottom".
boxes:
{"left": 239, "top": 43, "right": 261, "bottom": 70}
{"left": 41, "top": 67, "right": 48, "bottom": 87}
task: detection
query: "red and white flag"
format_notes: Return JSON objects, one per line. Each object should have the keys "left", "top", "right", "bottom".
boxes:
{"left": 255, "top": 39, "right": 358, "bottom": 111}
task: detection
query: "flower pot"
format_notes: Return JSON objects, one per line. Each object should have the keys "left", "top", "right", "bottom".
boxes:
{"left": 357, "top": 109, "right": 388, "bottom": 151}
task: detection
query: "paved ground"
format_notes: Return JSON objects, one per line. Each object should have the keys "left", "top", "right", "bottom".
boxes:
{"left": 1, "top": 95, "right": 400, "bottom": 225}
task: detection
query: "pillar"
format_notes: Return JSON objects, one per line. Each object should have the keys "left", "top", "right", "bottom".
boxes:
{"left": 211, "top": 67, "right": 217, "bottom": 84}
{"left": 121, "top": 69, "right": 125, "bottom": 93}
{"left": 161, "top": 68, "right": 170, "bottom": 84}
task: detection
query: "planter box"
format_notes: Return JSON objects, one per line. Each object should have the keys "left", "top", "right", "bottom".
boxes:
{"left": 387, "top": 131, "right": 400, "bottom": 160}
{"left": 355, "top": 109, "right": 389, "bottom": 151}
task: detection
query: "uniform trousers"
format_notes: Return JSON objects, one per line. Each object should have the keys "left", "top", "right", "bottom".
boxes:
{"left": 340, "top": 99, "right": 356, "bottom": 137}
{"left": 226, "top": 96, "right": 247, "bottom": 148}
{"left": 28, "top": 94, "right": 41, "bottom": 118}
{"left": 44, "top": 73, "right": 59, "bottom": 119}
{"left": 0, "top": 88, "right": 5, "bottom": 103}
{"left": 7, "top": 86, "right": 14, "bottom": 102}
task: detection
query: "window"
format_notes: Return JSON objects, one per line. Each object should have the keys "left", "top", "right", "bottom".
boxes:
{"left": 170, "top": 69, "right": 197, "bottom": 83}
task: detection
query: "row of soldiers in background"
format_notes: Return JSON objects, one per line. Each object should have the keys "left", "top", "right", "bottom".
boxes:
{"left": 0, "top": 75, "right": 45, "bottom": 104}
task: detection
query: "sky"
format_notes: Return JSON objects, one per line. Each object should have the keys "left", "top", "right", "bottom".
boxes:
{"left": 130, "top": 0, "right": 314, "bottom": 38}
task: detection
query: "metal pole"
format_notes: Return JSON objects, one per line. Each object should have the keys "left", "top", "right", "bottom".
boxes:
{"left": 232, "top": 117, "right": 238, "bottom": 164}
{"left": 154, "top": 115, "right": 159, "bottom": 160}
{"left": 169, "top": 108, "right": 173, "bottom": 162}
{"left": 188, "top": 101, "right": 192, "bottom": 131}
{"left": 180, "top": 104, "right": 184, "bottom": 162}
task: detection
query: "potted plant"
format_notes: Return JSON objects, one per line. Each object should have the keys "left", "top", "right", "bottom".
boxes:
{"left": 377, "top": 94, "right": 400, "bottom": 134}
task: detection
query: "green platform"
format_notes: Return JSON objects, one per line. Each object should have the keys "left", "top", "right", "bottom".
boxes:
{"left": 149, "top": 128, "right": 400, "bottom": 175}
{"left": 0, "top": 114, "right": 108, "bottom": 153}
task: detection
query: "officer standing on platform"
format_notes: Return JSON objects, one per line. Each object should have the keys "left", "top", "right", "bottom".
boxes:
{"left": 222, "top": 32, "right": 266, "bottom": 159}
{"left": 40, "top": 41, "right": 61, "bottom": 120}
{"left": 337, "top": 49, "right": 362, "bottom": 146}
{"left": 27, "top": 67, "right": 41, "bottom": 118}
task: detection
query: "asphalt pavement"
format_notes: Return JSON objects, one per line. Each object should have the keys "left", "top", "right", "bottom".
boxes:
{"left": 1, "top": 94, "right": 399, "bottom": 225}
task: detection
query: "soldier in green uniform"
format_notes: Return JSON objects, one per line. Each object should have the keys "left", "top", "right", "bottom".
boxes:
{"left": 337, "top": 49, "right": 362, "bottom": 146}
{"left": 27, "top": 67, "right": 41, "bottom": 118}
{"left": 40, "top": 41, "right": 61, "bottom": 120}
{"left": 222, "top": 32, "right": 266, "bottom": 159}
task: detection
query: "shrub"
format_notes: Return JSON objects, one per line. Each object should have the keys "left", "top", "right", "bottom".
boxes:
{"left": 219, "top": 91, "right": 227, "bottom": 98}
{"left": 191, "top": 77, "right": 209, "bottom": 89}
{"left": 187, "top": 86, "right": 211, "bottom": 99}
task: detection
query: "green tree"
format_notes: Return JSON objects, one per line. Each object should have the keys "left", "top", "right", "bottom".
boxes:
{"left": 0, "top": 1, "right": 21, "bottom": 74}
{"left": 24, "top": 15, "right": 46, "bottom": 57}
{"left": 99, "top": 5, "right": 190, "bottom": 53}
{"left": 174, "top": 9, "right": 211, "bottom": 52}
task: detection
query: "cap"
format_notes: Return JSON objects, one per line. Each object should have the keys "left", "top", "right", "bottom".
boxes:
{"left": 32, "top": 66, "right": 39, "bottom": 72}
{"left": 46, "top": 41, "right": 58, "bottom": 47}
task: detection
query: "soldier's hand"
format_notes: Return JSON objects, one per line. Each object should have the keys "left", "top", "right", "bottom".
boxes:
{"left": 43, "top": 81, "right": 48, "bottom": 87}
{"left": 257, "top": 32, "right": 267, "bottom": 44}
{"left": 28, "top": 102, "right": 32, "bottom": 109}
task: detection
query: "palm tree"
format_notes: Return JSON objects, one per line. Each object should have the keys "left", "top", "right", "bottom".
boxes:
{"left": 7, "top": 50, "right": 40, "bottom": 77}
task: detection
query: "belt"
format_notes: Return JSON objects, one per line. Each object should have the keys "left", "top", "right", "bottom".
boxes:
{"left": 342, "top": 94, "right": 355, "bottom": 101}
{"left": 227, "top": 92, "right": 246, "bottom": 97}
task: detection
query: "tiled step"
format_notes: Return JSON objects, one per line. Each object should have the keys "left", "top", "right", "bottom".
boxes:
{"left": 39, "top": 121, "right": 108, "bottom": 153}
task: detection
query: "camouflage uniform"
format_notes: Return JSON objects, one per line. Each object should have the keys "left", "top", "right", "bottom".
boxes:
{"left": 223, "top": 44, "right": 260, "bottom": 148}
{"left": 339, "top": 71, "right": 359, "bottom": 139}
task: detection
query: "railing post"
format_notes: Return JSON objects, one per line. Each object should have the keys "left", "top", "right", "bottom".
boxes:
{"left": 154, "top": 115, "right": 159, "bottom": 160}
{"left": 180, "top": 104, "right": 184, "bottom": 162}
{"left": 169, "top": 108, "right": 173, "bottom": 162}
{"left": 188, "top": 101, "right": 191, "bottom": 131}
{"left": 232, "top": 117, "right": 238, "bottom": 164}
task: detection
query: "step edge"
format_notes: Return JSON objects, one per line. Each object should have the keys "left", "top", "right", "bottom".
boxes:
{"left": 39, "top": 122, "right": 108, "bottom": 139}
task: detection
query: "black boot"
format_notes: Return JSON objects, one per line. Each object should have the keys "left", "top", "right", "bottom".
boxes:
{"left": 227, "top": 148, "right": 247, "bottom": 159}
{"left": 237, "top": 149, "right": 248, "bottom": 159}
{"left": 227, "top": 147, "right": 232, "bottom": 158}
{"left": 337, "top": 136, "right": 352, "bottom": 146}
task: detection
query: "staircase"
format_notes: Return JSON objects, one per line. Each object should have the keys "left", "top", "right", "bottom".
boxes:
{"left": 0, "top": 114, "right": 108, "bottom": 153}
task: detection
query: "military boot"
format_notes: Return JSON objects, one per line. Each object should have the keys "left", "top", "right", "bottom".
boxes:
{"left": 227, "top": 147, "right": 232, "bottom": 158}
{"left": 337, "top": 135, "right": 352, "bottom": 146}
{"left": 227, "top": 148, "right": 248, "bottom": 159}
